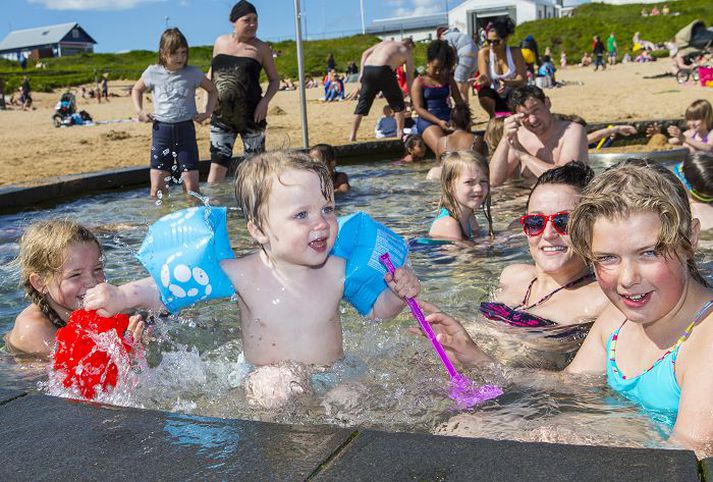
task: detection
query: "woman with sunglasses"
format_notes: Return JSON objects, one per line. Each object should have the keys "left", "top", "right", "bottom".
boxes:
{"left": 479, "top": 161, "right": 609, "bottom": 329}
{"left": 475, "top": 17, "right": 527, "bottom": 118}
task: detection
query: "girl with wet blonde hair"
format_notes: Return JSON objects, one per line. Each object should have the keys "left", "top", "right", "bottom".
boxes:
{"left": 429, "top": 151, "right": 493, "bottom": 241}
{"left": 6, "top": 220, "right": 143, "bottom": 357}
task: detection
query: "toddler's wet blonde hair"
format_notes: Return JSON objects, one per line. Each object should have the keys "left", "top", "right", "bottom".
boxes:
{"left": 18, "top": 219, "right": 102, "bottom": 327}
{"left": 234, "top": 150, "right": 333, "bottom": 231}
{"left": 569, "top": 161, "right": 708, "bottom": 286}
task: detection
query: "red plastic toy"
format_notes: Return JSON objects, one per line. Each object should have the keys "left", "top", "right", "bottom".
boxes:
{"left": 53, "top": 309, "right": 133, "bottom": 400}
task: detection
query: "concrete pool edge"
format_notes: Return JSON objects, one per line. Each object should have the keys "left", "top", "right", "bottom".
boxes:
{"left": 0, "top": 389, "right": 705, "bottom": 481}
{"left": 0, "top": 117, "right": 687, "bottom": 213}
{"left": 0, "top": 139, "right": 404, "bottom": 213}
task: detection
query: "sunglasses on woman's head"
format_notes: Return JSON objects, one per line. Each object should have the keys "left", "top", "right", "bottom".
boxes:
{"left": 519, "top": 211, "right": 570, "bottom": 236}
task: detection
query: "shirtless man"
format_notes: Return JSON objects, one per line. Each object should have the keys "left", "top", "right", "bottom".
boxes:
{"left": 490, "top": 85, "right": 588, "bottom": 186}
{"left": 349, "top": 38, "right": 415, "bottom": 142}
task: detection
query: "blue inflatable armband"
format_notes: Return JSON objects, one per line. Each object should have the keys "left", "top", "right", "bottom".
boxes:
{"left": 331, "top": 212, "right": 409, "bottom": 315}
{"left": 137, "top": 206, "right": 236, "bottom": 313}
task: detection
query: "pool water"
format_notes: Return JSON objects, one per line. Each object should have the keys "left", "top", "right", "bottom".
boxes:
{"left": 1, "top": 159, "right": 712, "bottom": 450}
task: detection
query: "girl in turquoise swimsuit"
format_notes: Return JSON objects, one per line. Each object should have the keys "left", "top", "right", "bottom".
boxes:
{"left": 418, "top": 162, "right": 713, "bottom": 455}
{"left": 428, "top": 151, "right": 493, "bottom": 242}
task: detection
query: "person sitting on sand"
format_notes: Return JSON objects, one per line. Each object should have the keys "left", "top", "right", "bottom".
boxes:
{"left": 580, "top": 52, "right": 592, "bottom": 67}
{"left": 489, "top": 85, "right": 588, "bottom": 186}
{"left": 349, "top": 38, "right": 415, "bottom": 142}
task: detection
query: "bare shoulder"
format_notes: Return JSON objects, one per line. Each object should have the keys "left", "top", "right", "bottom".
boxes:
{"left": 213, "top": 34, "right": 231, "bottom": 50}
{"left": 589, "top": 302, "right": 624, "bottom": 342}
{"left": 563, "top": 119, "right": 586, "bottom": 137}
{"left": 221, "top": 252, "right": 261, "bottom": 289}
{"left": 8, "top": 305, "right": 56, "bottom": 356}
{"left": 429, "top": 215, "right": 462, "bottom": 240}
{"left": 499, "top": 263, "right": 535, "bottom": 287}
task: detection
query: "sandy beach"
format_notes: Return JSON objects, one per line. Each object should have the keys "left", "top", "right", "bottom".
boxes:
{"left": 0, "top": 60, "right": 707, "bottom": 187}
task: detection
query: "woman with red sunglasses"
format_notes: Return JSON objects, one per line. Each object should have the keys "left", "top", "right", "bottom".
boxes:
{"left": 478, "top": 161, "right": 609, "bottom": 335}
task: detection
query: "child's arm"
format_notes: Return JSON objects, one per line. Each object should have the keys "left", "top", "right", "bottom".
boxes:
{"left": 84, "top": 277, "right": 165, "bottom": 317}
{"left": 131, "top": 79, "right": 152, "bottom": 123}
{"left": 369, "top": 265, "right": 420, "bottom": 320}
{"left": 563, "top": 304, "right": 616, "bottom": 375}
{"left": 489, "top": 114, "right": 523, "bottom": 186}
{"left": 194, "top": 76, "right": 217, "bottom": 124}
{"left": 669, "top": 323, "right": 713, "bottom": 454}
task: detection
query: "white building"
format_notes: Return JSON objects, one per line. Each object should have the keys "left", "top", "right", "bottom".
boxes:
{"left": 448, "top": 0, "right": 559, "bottom": 39}
{"left": 366, "top": 13, "right": 448, "bottom": 42}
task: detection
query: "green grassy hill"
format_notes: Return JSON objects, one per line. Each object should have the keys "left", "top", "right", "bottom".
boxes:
{"left": 0, "top": 35, "right": 430, "bottom": 93}
{"left": 0, "top": 0, "right": 710, "bottom": 93}
{"left": 512, "top": 0, "right": 713, "bottom": 58}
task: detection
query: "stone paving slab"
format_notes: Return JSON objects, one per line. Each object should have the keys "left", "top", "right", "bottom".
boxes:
{"left": 314, "top": 429, "right": 700, "bottom": 482}
{"left": 0, "top": 394, "right": 353, "bottom": 482}
{"left": 0, "top": 387, "right": 25, "bottom": 405}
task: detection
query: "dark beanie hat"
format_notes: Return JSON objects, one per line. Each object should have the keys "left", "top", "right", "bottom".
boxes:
{"left": 230, "top": 1, "right": 257, "bottom": 22}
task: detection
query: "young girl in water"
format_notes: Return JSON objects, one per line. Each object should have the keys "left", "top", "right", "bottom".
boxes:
{"left": 5, "top": 220, "right": 144, "bottom": 358}
{"left": 667, "top": 99, "right": 713, "bottom": 153}
{"left": 401, "top": 135, "right": 427, "bottom": 163}
{"left": 132, "top": 28, "right": 218, "bottom": 197}
{"left": 428, "top": 151, "right": 493, "bottom": 241}
{"left": 421, "top": 162, "right": 713, "bottom": 454}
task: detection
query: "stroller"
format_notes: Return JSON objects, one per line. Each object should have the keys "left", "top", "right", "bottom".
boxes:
{"left": 673, "top": 20, "right": 713, "bottom": 84}
{"left": 52, "top": 92, "right": 92, "bottom": 127}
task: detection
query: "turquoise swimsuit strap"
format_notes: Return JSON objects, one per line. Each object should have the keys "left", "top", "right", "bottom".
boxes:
{"left": 609, "top": 299, "right": 713, "bottom": 379}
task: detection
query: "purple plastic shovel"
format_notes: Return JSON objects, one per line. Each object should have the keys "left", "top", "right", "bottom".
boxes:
{"left": 380, "top": 253, "right": 503, "bottom": 409}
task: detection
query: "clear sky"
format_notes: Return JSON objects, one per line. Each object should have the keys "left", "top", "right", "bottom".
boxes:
{"left": 2, "top": 0, "right": 465, "bottom": 53}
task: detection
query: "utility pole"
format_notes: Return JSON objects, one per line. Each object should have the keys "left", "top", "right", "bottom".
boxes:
{"left": 293, "top": 0, "right": 309, "bottom": 148}
{"left": 165, "top": 16, "right": 170, "bottom": 28}
{"left": 360, "top": 0, "right": 365, "bottom": 35}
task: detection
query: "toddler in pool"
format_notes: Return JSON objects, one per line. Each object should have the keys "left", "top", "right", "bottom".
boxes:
{"left": 85, "top": 151, "right": 419, "bottom": 406}
{"left": 428, "top": 151, "right": 493, "bottom": 242}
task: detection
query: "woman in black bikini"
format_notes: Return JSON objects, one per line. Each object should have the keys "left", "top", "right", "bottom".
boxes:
{"left": 207, "top": 0, "right": 280, "bottom": 183}
{"left": 479, "top": 161, "right": 609, "bottom": 328}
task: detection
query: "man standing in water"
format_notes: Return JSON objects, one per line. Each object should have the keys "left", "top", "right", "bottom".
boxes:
{"left": 349, "top": 38, "right": 415, "bottom": 142}
{"left": 207, "top": 0, "right": 280, "bottom": 183}
{"left": 490, "top": 85, "right": 588, "bottom": 186}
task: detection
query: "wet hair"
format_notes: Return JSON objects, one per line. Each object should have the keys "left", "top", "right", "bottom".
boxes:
{"left": 527, "top": 160, "right": 594, "bottom": 209}
{"left": 450, "top": 103, "right": 472, "bottom": 131}
{"left": 230, "top": 0, "right": 257, "bottom": 22}
{"left": 488, "top": 17, "right": 515, "bottom": 40}
{"left": 234, "top": 150, "right": 333, "bottom": 232}
{"left": 439, "top": 151, "right": 494, "bottom": 237}
{"left": 681, "top": 152, "right": 713, "bottom": 202}
{"left": 508, "top": 85, "right": 546, "bottom": 111}
{"left": 158, "top": 28, "right": 189, "bottom": 67}
{"left": 309, "top": 143, "right": 337, "bottom": 165}
{"left": 684, "top": 99, "right": 713, "bottom": 131}
{"left": 426, "top": 39, "right": 456, "bottom": 72}
{"left": 484, "top": 117, "right": 505, "bottom": 156}
{"left": 404, "top": 135, "right": 426, "bottom": 155}
{"left": 569, "top": 161, "right": 708, "bottom": 287}
{"left": 18, "top": 220, "right": 102, "bottom": 328}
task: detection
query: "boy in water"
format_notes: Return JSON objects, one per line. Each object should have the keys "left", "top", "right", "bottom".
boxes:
{"left": 85, "top": 151, "right": 418, "bottom": 398}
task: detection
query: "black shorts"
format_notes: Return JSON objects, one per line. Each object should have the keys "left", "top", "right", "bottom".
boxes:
{"left": 478, "top": 86, "right": 511, "bottom": 113}
{"left": 150, "top": 120, "right": 199, "bottom": 172}
{"left": 354, "top": 65, "right": 405, "bottom": 116}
